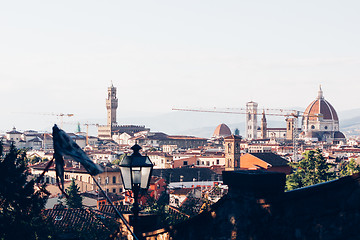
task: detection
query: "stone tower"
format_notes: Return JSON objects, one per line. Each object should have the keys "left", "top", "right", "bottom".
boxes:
{"left": 260, "top": 110, "right": 267, "bottom": 139}
{"left": 224, "top": 135, "right": 242, "bottom": 171}
{"left": 246, "top": 102, "right": 258, "bottom": 140}
{"left": 106, "top": 83, "right": 118, "bottom": 126}
{"left": 286, "top": 118, "right": 295, "bottom": 140}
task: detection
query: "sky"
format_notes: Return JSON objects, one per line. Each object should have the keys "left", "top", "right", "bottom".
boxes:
{"left": 1, "top": 1, "right": 360, "bottom": 134}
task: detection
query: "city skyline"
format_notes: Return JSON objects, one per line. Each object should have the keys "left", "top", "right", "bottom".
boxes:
{"left": 1, "top": 1, "right": 360, "bottom": 133}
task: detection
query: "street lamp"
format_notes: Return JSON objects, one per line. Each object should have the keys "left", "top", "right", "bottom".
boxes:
{"left": 119, "top": 144, "right": 153, "bottom": 239}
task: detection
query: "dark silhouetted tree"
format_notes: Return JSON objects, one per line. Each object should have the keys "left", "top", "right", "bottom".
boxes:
{"left": 0, "top": 143, "right": 51, "bottom": 239}
{"left": 65, "top": 179, "right": 83, "bottom": 208}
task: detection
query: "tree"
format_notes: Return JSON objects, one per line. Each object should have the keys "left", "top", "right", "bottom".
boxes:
{"left": 65, "top": 179, "right": 83, "bottom": 208}
{"left": 111, "top": 154, "right": 125, "bottom": 165}
{"left": 27, "top": 156, "right": 43, "bottom": 165}
{"left": 286, "top": 149, "right": 335, "bottom": 191}
{"left": 338, "top": 158, "right": 360, "bottom": 177}
{"left": 0, "top": 143, "right": 51, "bottom": 239}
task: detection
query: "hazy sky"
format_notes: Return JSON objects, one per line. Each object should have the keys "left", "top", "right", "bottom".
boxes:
{"left": 1, "top": 1, "right": 360, "bottom": 133}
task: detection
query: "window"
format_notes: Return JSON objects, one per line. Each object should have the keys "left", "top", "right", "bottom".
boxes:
{"left": 183, "top": 161, "right": 188, "bottom": 166}
{"left": 106, "top": 177, "right": 109, "bottom": 184}
{"left": 112, "top": 188, "right": 116, "bottom": 193}
{"left": 113, "top": 176, "right": 116, "bottom": 184}
{"left": 324, "top": 126, "right": 328, "bottom": 130}
{"left": 311, "top": 125, "right": 315, "bottom": 129}
{"left": 216, "top": 159, "right": 220, "bottom": 165}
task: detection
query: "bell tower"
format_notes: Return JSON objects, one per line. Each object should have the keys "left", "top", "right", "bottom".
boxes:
{"left": 246, "top": 101, "right": 258, "bottom": 140}
{"left": 260, "top": 110, "right": 267, "bottom": 139}
{"left": 224, "top": 135, "right": 242, "bottom": 171}
{"left": 106, "top": 83, "right": 118, "bottom": 126}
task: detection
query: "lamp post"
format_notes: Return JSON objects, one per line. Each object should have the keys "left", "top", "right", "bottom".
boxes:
{"left": 119, "top": 144, "right": 153, "bottom": 239}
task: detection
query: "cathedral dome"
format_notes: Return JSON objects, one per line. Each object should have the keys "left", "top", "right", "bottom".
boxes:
{"left": 334, "top": 131, "right": 346, "bottom": 139}
{"left": 213, "top": 123, "right": 232, "bottom": 138}
{"left": 303, "top": 86, "right": 339, "bottom": 121}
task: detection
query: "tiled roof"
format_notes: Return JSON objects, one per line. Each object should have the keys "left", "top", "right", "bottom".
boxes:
{"left": 170, "top": 188, "right": 194, "bottom": 195}
{"left": 28, "top": 136, "right": 42, "bottom": 142}
{"left": 224, "top": 135, "right": 242, "bottom": 140}
{"left": 168, "top": 136, "right": 208, "bottom": 140}
{"left": 82, "top": 191, "right": 124, "bottom": 202}
{"left": 249, "top": 152, "right": 289, "bottom": 167}
{"left": 42, "top": 208, "right": 118, "bottom": 234}
{"left": 99, "top": 204, "right": 132, "bottom": 216}
{"left": 152, "top": 168, "right": 219, "bottom": 182}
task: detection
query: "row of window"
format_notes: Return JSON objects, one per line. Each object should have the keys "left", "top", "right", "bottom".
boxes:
{"left": 182, "top": 159, "right": 221, "bottom": 166}
{"left": 97, "top": 176, "right": 118, "bottom": 184}
{"left": 64, "top": 174, "right": 119, "bottom": 185}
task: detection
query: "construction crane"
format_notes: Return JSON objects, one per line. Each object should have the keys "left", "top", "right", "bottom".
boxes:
{"left": 62, "top": 122, "right": 99, "bottom": 146}
{"left": 172, "top": 107, "right": 318, "bottom": 162}
{"left": 84, "top": 123, "right": 99, "bottom": 145}
{"left": 45, "top": 113, "right": 74, "bottom": 128}
{"left": 18, "top": 112, "right": 74, "bottom": 128}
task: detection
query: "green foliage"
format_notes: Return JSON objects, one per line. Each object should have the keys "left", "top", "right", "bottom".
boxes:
{"left": 27, "top": 156, "right": 44, "bottom": 165}
{"left": 0, "top": 143, "right": 51, "bottom": 239}
{"left": 144, "top": 192, "right": 189, "bottom": 226}
{"left": 286, "top": 149, "right": 335, "bottom": 191}
{"left": 111, "top": 154, "right": 125, "bottom": 165}
{"left": 65, "top": 179, "right": 83, "bottom": 208}
{"left": 145, "top": 201, "right": 189, "bottom": 226}
{"left": 149, "top": 147, "right": 157, "bottom": 152}
{"left": 338, "top": 158, "right": 360, "bottom": 177}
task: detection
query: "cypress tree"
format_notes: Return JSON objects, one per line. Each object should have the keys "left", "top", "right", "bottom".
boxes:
{"left": 0, "top": 143, "right": 51, "bottom": 239}
{"left": 65, "top": 178, "right": 83, "bottom": 208}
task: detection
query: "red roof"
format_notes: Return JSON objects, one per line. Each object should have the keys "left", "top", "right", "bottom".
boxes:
{"left": 213, "top": 123, "right": 232, "bottom": 138}
{"left": 303, "top": 88, "right": 338, "bottom": 121}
